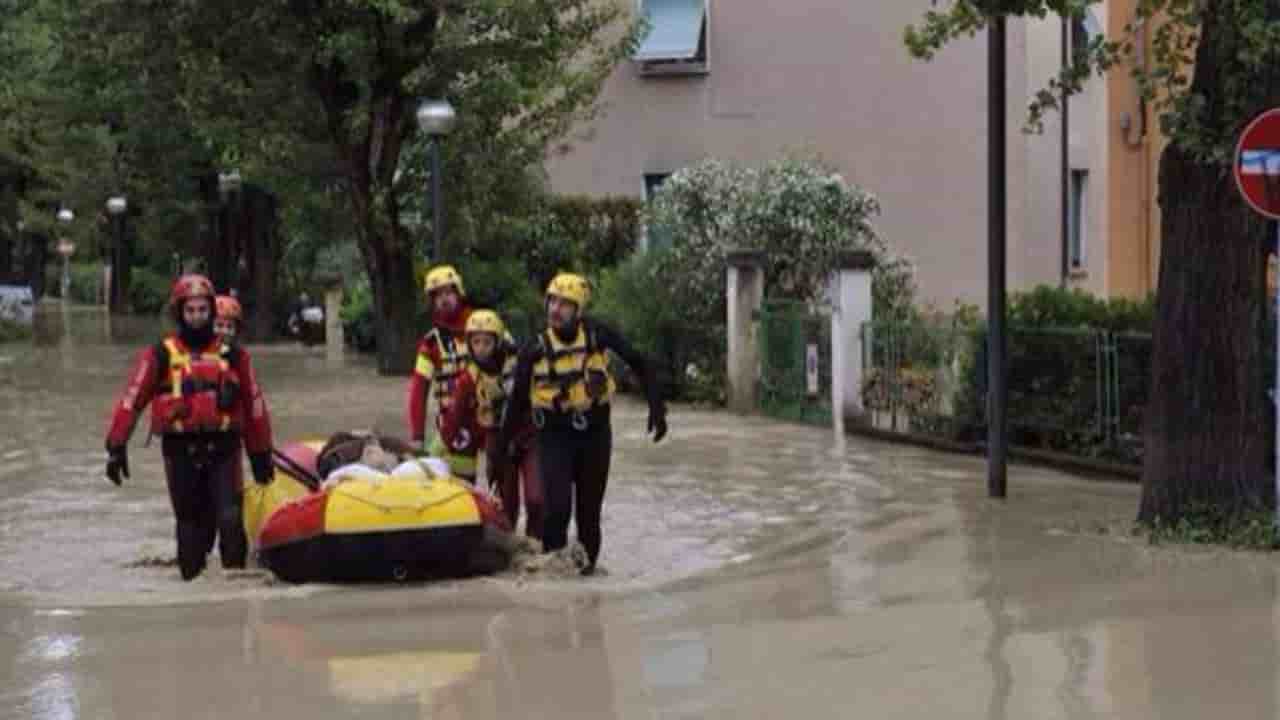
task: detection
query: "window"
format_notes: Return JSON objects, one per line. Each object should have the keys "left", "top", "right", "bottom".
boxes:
{"left": 644, "top": 173, "right": 670, "bottom": 200}
{"left": 643, "top": 173, "right": 673, "bottom": 251}
{"left": 1069, "top": 169, "right": 1088, "bottom": 269}
{"left": 634, "top": 0, "right": 708, "bottom": 76}
{"left": 1070, "top": 10, "right": 1101, "bottom": 60}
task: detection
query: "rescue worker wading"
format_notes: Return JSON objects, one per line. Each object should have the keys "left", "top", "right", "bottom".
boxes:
{"left": 214, "top": 294, "right": 242, "bottom": 342}
{"left": 104, "top": 275, "right": 275, "bottom": 581}
{"left": 213, "top": 294, "right": 249, "bottom": 499}
{"left": 497, "top": 273, "right": 668, "bottom": 576}
{"left": 440, "top": 310, "right": 544, "bottom": 538}
{"left": 406, "top": 265, "right": 476, "bottom": 479}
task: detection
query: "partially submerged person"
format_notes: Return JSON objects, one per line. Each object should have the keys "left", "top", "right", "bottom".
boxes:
{"left": 313, "top": 431, "right": 451, "bottom": 490}
{"left": 441, "top": 310, "right": 543, "bottom": 538}
{"left": 104, "top": 274, "right": 275, "bottom": 580}
{"left": 497, "top": 273, "right": 668, "bottom": 576}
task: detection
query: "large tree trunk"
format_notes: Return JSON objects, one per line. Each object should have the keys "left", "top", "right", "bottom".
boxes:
{"left": 240, "top": 187, "right": 280, "bottom": 342}
{"left": 364, "top": 235, "right": 420, "bottom": 375}
{"left": 1138, "top": 144, "right": 1271, "bottom": 523}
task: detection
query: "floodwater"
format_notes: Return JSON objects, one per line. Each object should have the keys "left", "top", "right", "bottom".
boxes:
{"left": 4, "top": 304, "right": 1280, "bottom": 719}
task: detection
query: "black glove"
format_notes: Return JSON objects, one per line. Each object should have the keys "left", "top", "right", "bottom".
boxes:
{"left": 250, "top": 452, "right": 274, "bottom": 486}
{"left": 647, "top": 405, "right": 668, "bottom": 443}
{"left": 106, "top": 445, "right": 129, "bottom": 486}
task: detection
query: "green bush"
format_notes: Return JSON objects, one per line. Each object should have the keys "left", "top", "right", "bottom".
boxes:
{"left": 453, "top": 256, "right": 543, "bottom": 344}
{"left": 128, "top": 267, "right": 171, "bottom": 315}
{"left": 43, "top": 262, "right": 104, "bottom": 303}
{"left": 69, "top": 262, "right": 103, "bottom": 304}
{"left": 593, "top": 250, "right": 725, "bottom": 404}
{"left": 0, "top": 318, "right": 32, "bottom": 343}
{"left": 496, "top": 195, "right": 642, "bottom": 292}
{"left": 948, "top": 285, "right": 1155, "bottom": 461}
{"left": 546, "top": 195, "right": 641, "bottom": 272}
{"left": 339, "top": 276, "right": 377, "bottom": 352}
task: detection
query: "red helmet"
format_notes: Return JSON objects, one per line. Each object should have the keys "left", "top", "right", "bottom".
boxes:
{"left": 169, "top": 274, "right": 215, "bottom": 318}
{"left": 215, "top": 295, "right": 242, "bottom": 322}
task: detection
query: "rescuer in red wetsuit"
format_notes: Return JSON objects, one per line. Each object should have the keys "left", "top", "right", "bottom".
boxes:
{"left": 440, "top": 310, "right": 543, "bottom": 539}
{"left": 104, "top": 274, "right": 274, "bottom": 580}
{"left": 405, "top": 265, "right": 477, "bottom": 478}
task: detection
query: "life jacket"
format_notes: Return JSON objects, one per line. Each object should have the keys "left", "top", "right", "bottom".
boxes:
{"left": 422, "top": 327, "right": 470, "bottom": 414}
{"left": 465, "top": 352, "right": 517, "bottom": 430}
{"left": 531, "top": 323, "right": 615, "bottom": 413}
{"left": 149, "top": 336, "right": 242, "bottom": 434}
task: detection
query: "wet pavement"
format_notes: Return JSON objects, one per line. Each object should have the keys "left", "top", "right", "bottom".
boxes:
{"left": 3, "top": 304, "right": 1280, "bottom": 719}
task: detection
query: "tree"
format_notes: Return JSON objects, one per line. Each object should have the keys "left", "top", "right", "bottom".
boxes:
{"left": 74, "top": 0, "right": 640, "bottom": 374}
{"left": 905, "top": 0, "right": 1280, "bottom": 524}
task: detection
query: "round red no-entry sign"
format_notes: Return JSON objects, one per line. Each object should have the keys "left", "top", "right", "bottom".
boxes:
{"left": 1235, "top": 108, "right": 1280, "bottom": 219}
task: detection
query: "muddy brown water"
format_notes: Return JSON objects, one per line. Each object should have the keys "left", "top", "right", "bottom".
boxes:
{"left": 2, "top": 304, "right": 1279, "bottom": 719}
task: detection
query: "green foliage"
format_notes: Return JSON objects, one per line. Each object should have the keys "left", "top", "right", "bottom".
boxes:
{"left": 340, "top": 276, "right": 377, "bottom": 352}
{"left": 952, "top": 286, "right": 1154, "bottom": 459}
{"left": 128, "top": 266, "right": 170, "bottom": 316}
{"left": 546, "top": 195, "right": 642, "bottom": 274}
{"left": 904, "top": 0, "right": 1280, "bottom": 162}
{"left": 471, "top": 193, "right": 643, "bottom": 293}
{"left": 1006, "top": 285, "right": 1156, "bottom": 330}
{"left": 453, "top": 256, "right": 544, "bottom": 344}
{"left": 4, "top": 0, "right": 641, "bottom": 369}
{"left": 646, "top": 154, "right": 916, "bottom": 332}
{"left": 1141, "top": 504, "right": 1280, "bottom": 550}
{"left": 592, "top": 249, "right": 725, "bottom": 404}
{"left": 0, "top": 317, "right": 32, "bottom": 343}
{"left": 44, "top": 262, "right": 105, "bottom": 304}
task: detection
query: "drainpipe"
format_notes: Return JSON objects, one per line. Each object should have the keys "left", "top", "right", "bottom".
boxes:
{"left": 1061, "top": 15, "right": 1071, "bottom": 288}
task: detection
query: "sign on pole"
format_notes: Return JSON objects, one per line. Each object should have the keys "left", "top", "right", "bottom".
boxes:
{"left": 1234, "top": 108, "right": 1280, "bottom": 219}
{"left": 1233, "top": 107, "right": 1280, "bottom": 528}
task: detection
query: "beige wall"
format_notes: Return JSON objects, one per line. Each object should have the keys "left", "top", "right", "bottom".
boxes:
{"left": 545, "top": 0, "right": 1062, "bottom": 311}
{"left": 1022, "top": 12, "right": 1110, "bottom": 297}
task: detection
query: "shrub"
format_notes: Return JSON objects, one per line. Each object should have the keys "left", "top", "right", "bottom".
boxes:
{"left": 128, "top": 267, "right": 171, "bottom": 315}
{"left": 452, "top": 255, "right": 543, "bottom": 344}
{"left": 949, "top": 285, "right": 1155, "bottom": 460}
{"left": 645, "top": 155, "right": 916, "bottom": 333}
{"left": 592, "top": 249, "right": 725, "bottom": 403}
{"left": 0, "top": 318, "right": 31, "bottom": 343}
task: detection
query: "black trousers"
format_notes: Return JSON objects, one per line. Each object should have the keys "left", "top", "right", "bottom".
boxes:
{"left": 536, "top": 415, "right": 612, "bottom": 567}
{"left": 161, "top": 434, "right": 246, "bottom": 580}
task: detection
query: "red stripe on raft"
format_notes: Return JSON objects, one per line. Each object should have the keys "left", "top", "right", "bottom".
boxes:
{"left": 470, "top": 490, "right": 512, "bottom": 534}
{"left": 258, "top": 491, "right": 329, "bottom": 550}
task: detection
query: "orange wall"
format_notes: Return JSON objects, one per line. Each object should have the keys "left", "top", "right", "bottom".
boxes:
{"left": 1105, "top": 0, "right": 1162, "bottom": 300}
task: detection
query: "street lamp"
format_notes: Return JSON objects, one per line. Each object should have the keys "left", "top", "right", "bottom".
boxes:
{"left": 217, "top": 170, "right": 243, "bottom": 292}
{"left": 106, "top": 196, "right": 127, "bottom": 313}
{"left": 55, "top": 208, "right": 74, "bottom": 300}
{"left": 218, "top": 169, "right": 242, "bottom": 196}
{"left": 416, "top": 99, "right": 457, "bottom": 260}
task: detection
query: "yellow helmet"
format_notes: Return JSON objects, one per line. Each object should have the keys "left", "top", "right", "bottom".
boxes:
{"left": 546, "top": 272, "right": 590, "bottom": 309}
{"left": 424, "top": 265, "right": 466, "bottom": 297}
{"left": 465, "top": 309, "right": 505, "bottom": 337}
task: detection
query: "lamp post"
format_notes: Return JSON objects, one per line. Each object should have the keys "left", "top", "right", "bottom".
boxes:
{"left": 217, "top": 170, "right": 242, "bottom": 291}
{"left": 56, "top": 208, "right": 74, "bottom": 300}
{"left": 106, "top": 196, "right": 127, "bottom": 313}
{"left": 415, "top": 100, "right": 457, "bottom": 260}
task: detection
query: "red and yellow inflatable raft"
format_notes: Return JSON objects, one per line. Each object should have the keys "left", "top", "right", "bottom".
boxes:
{"left": 248, "top": 442, "right": 513, "bottom": 583}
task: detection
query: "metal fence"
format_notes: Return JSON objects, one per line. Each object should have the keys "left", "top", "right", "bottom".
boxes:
{"left": 859, "top": 321, "right": 1152, "bottom": 465}
{"left": 755, "top": 300, "right": 833, "bottom": 426}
